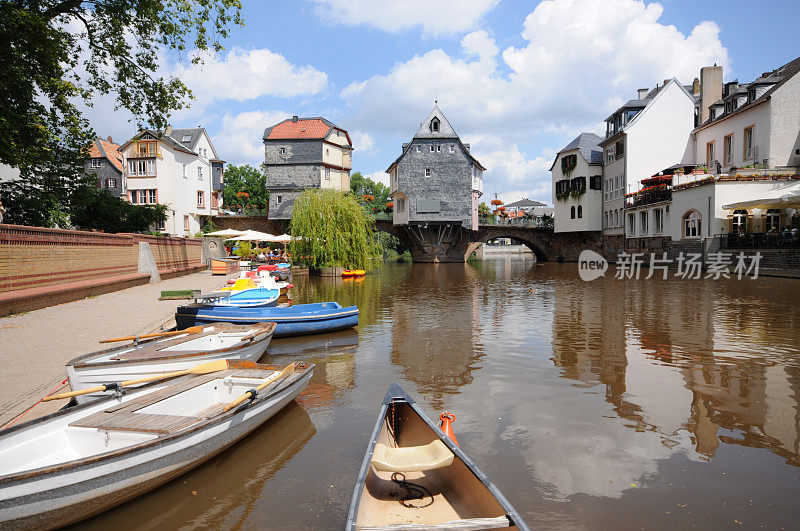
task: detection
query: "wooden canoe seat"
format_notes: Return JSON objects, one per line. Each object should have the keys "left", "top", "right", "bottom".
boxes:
{"left": 371, "top": 440, "right": 454, "bottom": 473}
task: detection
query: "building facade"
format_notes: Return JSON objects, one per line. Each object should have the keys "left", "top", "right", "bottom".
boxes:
{"left": 118, "top": 127, "right": 223, "bottom": 235}
{"left": 387, "top": 105, "right": 484, "bottom": 230}
{"left": 550, "top": 133, "right": 603, "bottom": 233}
{"left": 262, "top": 116, "right": 352, "bottom": 220}
{"left": 85, "top": 136, "right": 124, "bottom": 198}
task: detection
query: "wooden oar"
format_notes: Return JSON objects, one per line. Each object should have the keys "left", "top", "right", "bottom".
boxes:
{"left": 99, "top": 326, "right": 203, "bottom": 344}
{"left": 42, "top": 359, "right": 230, "bottom": 402}
{"left": 223, "top": 363, "right": 296, "bottom": 413}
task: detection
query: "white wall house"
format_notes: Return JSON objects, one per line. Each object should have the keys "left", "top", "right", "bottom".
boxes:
{"left": 118, "top": 127, "right": 224, "bottom": 236}
{"left": 550, "top": 133, "right": 603, "bottom": 233}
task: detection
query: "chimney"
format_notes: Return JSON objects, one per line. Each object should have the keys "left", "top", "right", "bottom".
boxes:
{"left": 699, "top": 65, "right": 723, "bottom": 123}
{"left": 637, "top": 88, "right": 649, "bottom": 99}
{"left": 292, "top": 115, "right": 299, "bottom": 123}
{"left": 165, "top": 125, "right": 173, "bottom": 136}
{"left": 724, "top": 80, "right": 738, "bottom": 97}
{"left": 107, "top": 136, "right": 113, "bottom": 143}
{"left": 692, "top": 77, "right": 700, "bottom": 95}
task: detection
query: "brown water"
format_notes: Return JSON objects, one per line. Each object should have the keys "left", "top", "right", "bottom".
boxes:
{"left": 77, "top": 258, "right": 800, "bottom": 529}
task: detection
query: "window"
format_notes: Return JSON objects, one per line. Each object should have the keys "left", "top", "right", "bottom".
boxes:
{"left": 183, "top": 215, "right": 189, "bottom": 231}
{"left": 589, "top": 175, "right": 602, "bottom": 190}
{"left": 130, "top": 190, "right": 138, "bottom": 204}
{"left": 654, "top": 208, "right": 663, "bottom": 234}
{"left": 605, "top": 212, "right": 608, "bottom": 228}
{"left": 416, "top": 146, "right": 421, "bottom": 153}
{"left": 748, "top": 88, "right": 756, "bottom": 102}
{"left": 197, "top": 167, "right": 203, "bottom": 180}
{"left": 615, "top": 140, "right": 624, "bottom": 158}
{"left": 606, "top": 146, "right": 616, "bottom": 163}
{"left": 181, "top": 135, "right": 192, "bottom": 143}
{"left": 449, "top": 145, "right": 454, "bottom": 153}
{"left": 614, "top": 209, "right": 619, "bottom": 227}
{"left": 90, "top": 158, "right": 101, "bottom": 168}
{"left": 130, "top": 189, "right": 156, "bottom": 204}
{"left": 280, "top": 147, "right": 286, "bottom": 155}
{"left": 107, "top": 178, "right": 117, "bottom": 188}
{"left": 683, "top": 211, "right": 701, "bottom": 238}
{"left": 640, "top": 211, "right": 648, "bottom": 235}
{"left": 628, "top": 213, "right": 635, "bottom": 233}
{"left": 155, "top": 219, "right": 165, "bottom": 231}
{"left": 706, "top": 141, "right": 715, "bottom": 169}
{"left": 127, "top": 159, "right": 155, "bottom": 176}
{"left": 732, "top": 210, "right": 747, "bottom": 234}
{"left": 724, "top": 134, "right": 733, "bottom": 165}
{"left": 134, "top": 140, "right": 157, "bottom": 157}
{"left": 197, "top": 191, "right": 204, "bottom": 208}
{"left": 148, "top": 189, "right": 156, "bottom": 204}
{"left": 326, "top": 148, "right": 329, "bottom": 156}
{"left": 325, "top": 167, "right": 330, "bottom": 180}
{"left": 570, "top": 176, "right": 586, "bottom": 192}
{"left": 425, "top": 168, "right": 431, "bottom": 177}
{"left": 276, "top": 195, "right": 283, "bottom": 205}
{"left": 766, "top": 209, "right": 781, "bottom": 232}
{"left": 570, "top": 206, "right": 576, "bottom": 219}
{"left": 397, "top": 198, "right": 406, "bottom": 212}
{"left": 436, "top": 145, "right": 441, "bottom": 152}
{"left": 577, "top": 205, "right": 583, "bottom": 219}
{"left": 431, "top": 117, "right": 440, "bottom": 132}
{"left": 555, "top": 179, "right": 570, "bottom": 195}
{"left": 743, "top": 126, "right": 755, "bottom": 160}
{"left": 430, "top": 146, "right": 435, "bottom": 153}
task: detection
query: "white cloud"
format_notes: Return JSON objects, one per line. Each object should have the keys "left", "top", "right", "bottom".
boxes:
{"left": 212, "top": 110, "right": 292, "bottom": 166}
{"left": 309, "top": 0, "right": 500, "bottom": 36}
{"left": 174, "top": 48, "right": 328, "bottom": 109}
{"left": 351, "top": 131, "right": 376, "bottom": 153}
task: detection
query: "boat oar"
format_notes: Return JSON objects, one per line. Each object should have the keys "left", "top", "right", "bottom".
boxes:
{"left": 41, "top": 359, "right": 231, "bottom": 402}
{"left": 223, "top": 363, "right": 296, "bottom": 413}
{"left": 99, "top": 326, "right": 203, "bottom": 344}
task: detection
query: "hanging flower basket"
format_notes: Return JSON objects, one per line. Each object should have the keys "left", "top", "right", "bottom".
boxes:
{"left": 491, "top": 199, "right": 503, "bottom": 206}
{"left": 363, "top": 194, "right": 374, "bottom": 202}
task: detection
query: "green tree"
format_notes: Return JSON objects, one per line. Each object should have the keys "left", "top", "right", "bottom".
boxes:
{"left": 289, "top": 189, "right": 380, "bottom": 270}
{"left": 478, "top": 202, "right": 495, "bottom": 223}
{"left": 221, "top": 164, "right": 269, "bottom": 215}
{"left": 69, "top": 186, "right": 167, "bottom": 233}
{"left": 350, "top": 171, "right": 391, "bottom": 215}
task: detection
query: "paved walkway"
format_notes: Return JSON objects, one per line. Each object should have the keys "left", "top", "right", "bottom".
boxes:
{"left": 0, "top": 270, "right": 236, "bottom": 427}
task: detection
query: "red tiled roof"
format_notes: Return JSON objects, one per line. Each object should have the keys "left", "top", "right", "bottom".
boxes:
{"left": 265, "top": 118, "right": 332, "bottom": 140}
{"left": 89, "top": 137, "right": 123, "bottom": 172}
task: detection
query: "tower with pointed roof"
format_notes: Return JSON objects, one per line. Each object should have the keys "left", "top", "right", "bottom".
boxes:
{"left": 385, "top": 105, "right": 485, "bottom": 261}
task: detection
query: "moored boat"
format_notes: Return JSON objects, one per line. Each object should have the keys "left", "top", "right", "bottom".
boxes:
{"left": 0, "top": 360, "right": 314, "bottom": 529}
{"left": 346, "top": 384, "right": 528, "bottom": 530}
{"left": 342, "top": 269, "right": 366, "bottom": 277}
{"left": 66, "top": 323, "right": 276, "bottom": 404}
{"left": 175, "top": 302, "right": 359, "bottom": 338}
{"left": 196, "top": 287, "right": 281, "bottom": 308}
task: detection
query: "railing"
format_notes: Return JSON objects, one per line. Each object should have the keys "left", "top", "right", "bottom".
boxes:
{"left": 625, "top": 185, "right": 672, "bottom": 207}
{"left": 722, "top": 232, "right": 800, "bottom": 249}
{"left": 480, "top": 217, "right": 552, "bottom": 228}
{"left": 371, "top": 212, "right": 393, "bottom": 221}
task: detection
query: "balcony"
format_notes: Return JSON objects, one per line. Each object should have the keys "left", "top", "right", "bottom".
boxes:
{"left": 625, "top": 185, "right": 671, "bottom": 208}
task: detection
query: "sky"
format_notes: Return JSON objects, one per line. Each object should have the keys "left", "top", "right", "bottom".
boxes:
{"left": 84, "top": 0, "right": 798, "bottom": 205}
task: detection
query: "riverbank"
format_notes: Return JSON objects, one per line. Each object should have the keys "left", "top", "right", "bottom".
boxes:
{"left": 0, "top": 270, "right": 236, "bottom": 428}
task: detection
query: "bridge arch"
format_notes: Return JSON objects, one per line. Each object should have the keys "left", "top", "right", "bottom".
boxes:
{"left": 466, "top": 233, "right": 548, "bottom": 261}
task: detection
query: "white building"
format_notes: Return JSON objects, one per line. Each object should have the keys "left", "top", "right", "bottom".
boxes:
{"left": 549, "top": 133, "right": 603, "bottom": 233}
{"left": 118, "top": 127, "right": 224, "bottom": 235}
{"left": 599, "top": 79, "right": 697, "bottom": 252}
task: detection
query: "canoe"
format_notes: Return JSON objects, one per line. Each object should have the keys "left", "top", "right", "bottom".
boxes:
{"left": 196, "top": 287, "right": 281, "bottom": 308}
{"left": 342, "top": 269, "right": 366, "bottom": 277}
{"left": 66, "top": 323, "right": 276, "bottom": 404}
{"left": 346, "top": 384, "right": 528, "bottom": 530}
{"left": 0, "top": 360, "right": 314, "bottom": 529}
{"left": 175, "top": 302, "right": 359, "bottom": 338}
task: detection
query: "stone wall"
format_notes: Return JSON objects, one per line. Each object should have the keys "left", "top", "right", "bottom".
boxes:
{"left": 397, "top": 138, "right": 473, "bottom": 228}
{"left": 263, "top": 140, "right": 323, "bottom": 220}
{"left": 210, "top": 216, "right": 286, "bottom": 235}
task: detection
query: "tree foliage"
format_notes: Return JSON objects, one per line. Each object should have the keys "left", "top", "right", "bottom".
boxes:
{"left": 222, "top": 164, "right": 269, "bottom": 214}
{"left": 350, "top": 171, "right": 391, "bottom": 215}
{"left": 289, "top": 189, "right": 379, "bottom": 270}
{"left": 69, "top": 186, "right": 167, "bottom": 233}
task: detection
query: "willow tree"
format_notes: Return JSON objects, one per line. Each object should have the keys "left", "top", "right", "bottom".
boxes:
{"left": 289, "top": 189, "right": 380, "bottom": 270}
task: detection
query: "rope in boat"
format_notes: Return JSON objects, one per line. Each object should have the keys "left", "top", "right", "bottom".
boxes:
{"left": 391, "top": 472, "right": 434, "bottom": 508}
{"left": 0, "top": 378, "right": 69, "bottom": 430}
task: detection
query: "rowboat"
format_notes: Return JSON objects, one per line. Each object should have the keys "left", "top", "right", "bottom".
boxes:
{"left": 65, "top": 323, "right": 276, "bottom": 404}
{"left": 0, "top": 360, "right": 313, "bottom": 529}
{"left": 346, "top": 384, "right": 528, "bottom": 530}
{"left": 196, "top": 287, "right": 281, "bottom": 308}
{"left": 175, "top": 302, "right": 359, "bottom": 338}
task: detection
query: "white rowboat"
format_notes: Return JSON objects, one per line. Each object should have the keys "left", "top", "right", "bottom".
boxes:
{"left": 66, "top": 323, "right": 276, "bottom": 404}
{"left": 0, "top": 360, "right": 313, "bottom": 528}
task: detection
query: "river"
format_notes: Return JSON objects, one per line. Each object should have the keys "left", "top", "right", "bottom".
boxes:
{"left": 76, "top": 257, "right": 800, "bottom": 529}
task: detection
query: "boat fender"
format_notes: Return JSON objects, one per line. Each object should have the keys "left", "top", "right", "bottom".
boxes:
{"left": 439, "top": 412, "right": 459, "bottom": 447}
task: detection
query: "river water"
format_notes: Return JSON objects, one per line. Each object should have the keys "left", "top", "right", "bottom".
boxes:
{"left": 78, "top": 257, "right": 800, "bottom": 529}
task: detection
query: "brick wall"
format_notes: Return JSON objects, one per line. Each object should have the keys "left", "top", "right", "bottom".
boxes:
{"left": 0, "top": 224, "right": 202, "bottom": 293}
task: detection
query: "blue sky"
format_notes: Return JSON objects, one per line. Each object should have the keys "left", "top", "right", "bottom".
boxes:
{"left": 88, "top": 0, "right": 798, "bottom": 204}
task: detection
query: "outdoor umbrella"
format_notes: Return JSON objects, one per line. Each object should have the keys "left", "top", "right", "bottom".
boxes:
{"left": 228, "top": 230, "right": 278, "bottom": 241}
{"left": 203, "top": 228, "right": 245, "bottom": 238}
{"left": 722, "top": 182, "right": 800, "bottom": 210}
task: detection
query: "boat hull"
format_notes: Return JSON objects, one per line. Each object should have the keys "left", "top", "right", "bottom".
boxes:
{"left": 66, "top": 327, "right": 274, "bottom": 404}
{"left": 175, "top": 303, "right": 359, "bottom": 338}
{"left": 0, "top": 366, "right": 312, "bottom": 529}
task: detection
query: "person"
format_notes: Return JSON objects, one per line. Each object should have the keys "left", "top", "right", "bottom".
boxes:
{"left": 258, "top": 249, "right": 266, "bottom": 261}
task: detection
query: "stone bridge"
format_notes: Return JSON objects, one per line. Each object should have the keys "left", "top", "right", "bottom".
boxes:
{"left": 375, "top": 220, "right": 602, "bottom": 262}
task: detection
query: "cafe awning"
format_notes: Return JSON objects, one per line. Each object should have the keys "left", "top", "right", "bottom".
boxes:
{"left": 722, "top": 182, "right": 800, "bottom": 210}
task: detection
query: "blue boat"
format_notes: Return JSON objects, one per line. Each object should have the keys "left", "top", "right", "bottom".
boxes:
{"left": 175, "top": 302, "right": 359, "bottom": 338}
{"left": 195, "top": 287, "right": 280, "bottom": 308}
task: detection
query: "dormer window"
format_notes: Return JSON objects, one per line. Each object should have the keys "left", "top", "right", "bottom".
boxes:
{"left": 430, "top": 117, "right": 440, "bottom": 132}
{"left": 748, "top": 88, "right": 756, "bottom": 102}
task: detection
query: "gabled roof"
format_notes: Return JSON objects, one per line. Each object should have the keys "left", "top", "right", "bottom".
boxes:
{"left": 549, "top": 132, "right": 603, "bottom": 171}
{"left": 504, "top": 198, "right": 547, "bottom": 208}
{"left": 88, "top": 137, "right": 123, "bottom": 172}
{"left": 118, "top": 129, "right": 197, "bottom": 155}
{"left": 695, "top": 55, "right": 800, "bottom": 131}
{"left": 386, "top": 105, "right": 485, "bottom": 172}
{"left": 262, "top": 117, "right": 352, "bottom": 145}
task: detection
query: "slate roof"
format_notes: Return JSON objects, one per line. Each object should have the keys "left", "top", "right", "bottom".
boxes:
{"left": 88, "top": 137, "right": 123, "bottom": 172}
{"left": 169, "top": 128, "right": 204, "bottom": 151}
{"left": 504, "top": 198, "right": 547, "bottom": 208}
{"left": 695, "top": 55, "right": 800, "bottom": 131}
{"left": 549, "top": 132, "right": 603, "bottom": 171}
{"left": 262, "top": 117, "right": 352, "bottom": 145}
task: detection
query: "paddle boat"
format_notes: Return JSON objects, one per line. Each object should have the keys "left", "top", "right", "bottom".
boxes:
{"left": 175, "top": 302, "right": 359, "bottom": 338}
{"left": 346, "top": 384, "right": 528, "bottom": 530}
{"left": 342, "top": 269, "right": 366, "bottom": 278}
{"left": 196, "top": 286, "right": 281, "bottom": 308}
{"left": 226, "top": 272, "right": 293, "bottom": 294}
{"left": 0, "top": 360, "right": 314, "bottom": 529}
{"left": 65, "top": 323, "right": 276, "bottom": 404}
